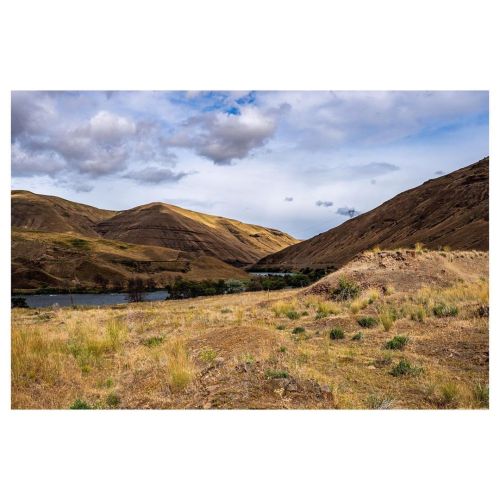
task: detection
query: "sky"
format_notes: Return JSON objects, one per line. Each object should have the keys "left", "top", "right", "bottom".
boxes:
{"left": 11, "top": 91, "right": 489, "bottom": 239}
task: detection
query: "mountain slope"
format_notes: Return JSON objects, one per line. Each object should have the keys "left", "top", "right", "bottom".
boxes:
{"left": 12, "top": 191, "right": 298, "bottom": 267}
{"left": 12, "top": 229, "right": 248, "bottom": 291}
{"left": 253, "top": 157, "right": 489, "bottom": 271}
{"left": 11, "top": 190, "right": 116, "bottom": 236}
{"left": 96, "top": 202, "right": 297, "bottom": 266}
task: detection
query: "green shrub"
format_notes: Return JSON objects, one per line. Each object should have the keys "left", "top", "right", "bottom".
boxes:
{"left": 385, "top": 335, "right": 408, "bottom": 350}
{"left": 142, "top": 336, "right": 164, "bottom": 347}
{"left": 70, "top": 399, "right": 92, "bottom": 409}
{"left": 199, "top": 348, "right": 217, "bottom": 363}
{"left": 292, "top": 327, "right": 305, "bottom": 334}
{"left": 433, "top": 304, "right": 458, "bottom": 317}
{"left": 331, "top": 276, "right": 360, "bottom": 301}
{"left": 265, "top": 369, "right": 289, "bottom": 379}
{"left": 352, "top": 332, "right": 363, "bottom": 341}
{"left": 357, "top": 316, "right": 378, "bottom": 328}
{"left": 276, "top": 324, "right": 285, "bottom": 330}
{"left": 286, "top": 310, "right": 300, "bottom": 320}
{"left": 106, "top": 393, "right": 121, "bottom": 408}
{"left": 315, "top": 311, "right": 328, "bottom": 320}
{"left": 221, "top": 308, "right": 232, "bottom": 314}
{"left": 329, "top": 328, "right": 345, "bottom": 340}
{"left": 390, "top": 359, "right": 422, "bottom": 377}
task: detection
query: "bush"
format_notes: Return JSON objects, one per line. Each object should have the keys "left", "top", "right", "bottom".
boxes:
{"left": 225, "top": 279, "right": 246, "bottom": 294}
{"left": 385, "top": 335, "right": 408, "bottom": 350}
{"left": 329, "top": 328, "right": 345, "bottom": 340}
{"left": 11, "top": 297, "right": 29, "bottom": 308}
{"left": 292, "top": 327, "right": 305, "bottom": 334}
{"left": 331, "top": 276, "right": 360, "bottom": 301}
{"left": 265, "top": 369, "right": 289, "bottom": 379}
{"left": 106, "top": 393, "right": 121, "bottom": 408}
{"left": 286, "top": 310, "right": 300, "bottom": 320}
{"left": 433, "top": 304, "right": 458, "bottom": 317}
{"left": 70, "top": 399, "right": 92, "bottom": 409}
{"left": 276, "top": 324, "right": 285, "bottom": 330}
{"left": 352, "top": 332, "right": 363, "bottom": 341}
{"left": 390, "top": 359, "right": 422, "bottom": 377}
{"left": 199, "top": 348, "right": 217, "bottom": 363}
{"left": 357, "top": 316, "right": 378, "bottom": 328}
{"left": 142, "top": 336, "right": 164, "bottom": 347}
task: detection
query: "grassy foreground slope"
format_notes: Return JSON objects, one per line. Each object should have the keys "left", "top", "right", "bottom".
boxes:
{"left": 12, "top": 250, "right": 488, "bottom": 409}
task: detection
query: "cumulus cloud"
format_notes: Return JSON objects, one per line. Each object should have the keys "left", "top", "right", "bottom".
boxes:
{"left": 337, "top": 206, "right": 360, "bottom": 218}
{"left": 11, "top": 92, "right": 183, "bottom": 188}
{"left": 168, "top": 106, "right": 278, "bottom": 164}
{"left": 88, "top": 110, "right": 136, "bottom": 143}
{"left": 284, "top": 196, "right": 294, "bottom": 202}
{"left": 123, "top": 167, "right": 190, "bottom": 184}
{"left": 316, "top": 200, "right": 333, "bottom": 207}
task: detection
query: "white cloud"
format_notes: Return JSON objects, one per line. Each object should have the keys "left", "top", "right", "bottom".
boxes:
{"left": 168, "top": 106, "right": 278, "bottom": 164}
{"left": 88, "top": 110, "right": 136, "bottom": 143}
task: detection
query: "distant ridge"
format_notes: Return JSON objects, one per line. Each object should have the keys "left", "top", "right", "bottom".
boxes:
{"left": 11, "top": 191, "right": 298, "bottom": 267}
{"left": 253, "top": 157, "right": 489, "bottom": 271}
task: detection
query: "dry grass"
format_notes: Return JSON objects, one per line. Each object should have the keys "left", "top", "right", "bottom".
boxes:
{"left": 11, "top": 273, "right": 489, "bottom": 409}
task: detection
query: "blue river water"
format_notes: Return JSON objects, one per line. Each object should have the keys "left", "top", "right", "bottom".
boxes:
{"left": 13, "top": 290, "right": 170, "bottom": 308}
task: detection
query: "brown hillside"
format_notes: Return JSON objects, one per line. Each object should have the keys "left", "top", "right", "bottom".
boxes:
{"left": 12, "top": 229, "right": 248, "bottom": 292}
{"left": 253, "top": 157, "right": 489, "bottom": 271}
{"left": 305, "top": 249, "right": 488, "bottom": 297}
{"left": 95, "top": 202, "right": 297, "bottom": 267}
{"left": 11, "top": 190, "right": 116, "bottom": 236}
{"left": 11, "top": 191, "right": 298, "bottom": 267}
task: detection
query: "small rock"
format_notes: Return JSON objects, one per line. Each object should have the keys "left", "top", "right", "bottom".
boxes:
{"left": 367, "top": 365, "right": 376, "bottom": 370}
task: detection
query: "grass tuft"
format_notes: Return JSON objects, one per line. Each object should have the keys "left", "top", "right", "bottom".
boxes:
{"left": 385, "top": 335, "right": 408, "bottom": 350}
{"left": 357, "top": 316, "right": 378, "bottom": 328}
{"left": 390, "top": 359, "right": 422, "bottom": 377}
{"left": 329, "top": 328, "right": 345, "bottom": 340}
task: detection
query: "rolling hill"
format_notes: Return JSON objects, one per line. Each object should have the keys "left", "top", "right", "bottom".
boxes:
{"left": 253, "top": 157, "right": 489, "bottom": 271}
{"left": 11, "top": 191, "right": 298, "bottom": 291}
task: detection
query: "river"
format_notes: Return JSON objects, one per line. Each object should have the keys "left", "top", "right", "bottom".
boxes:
{"left": 12, "top": 290, "right": 170, "bottom": 308}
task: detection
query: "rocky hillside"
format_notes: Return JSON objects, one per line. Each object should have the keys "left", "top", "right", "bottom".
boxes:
{"left": 253, "top": 157, "right": 489, "bottom": 271}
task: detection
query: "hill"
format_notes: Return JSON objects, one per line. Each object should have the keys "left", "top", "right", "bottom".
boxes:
{"left": 305, "top": 248, "right": 488, "bottom": 296}
{"left": 11, "top": 190, "right": 116, "bottom": 236}
{"left": 96, "top": 202, "right": 297, "bottom": 267}
{"left": 12, "top": 229, "right": 248, "bottom": 292}
{"left": 253, "top": 157, "right": 489, "bottom": 271}
{"left": 12, "top": 191, "right": 298, "bottom": 268}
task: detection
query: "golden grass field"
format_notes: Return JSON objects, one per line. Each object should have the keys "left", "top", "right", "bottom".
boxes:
{"left": 11, "top": 251, "right": 489, "bottom": 409}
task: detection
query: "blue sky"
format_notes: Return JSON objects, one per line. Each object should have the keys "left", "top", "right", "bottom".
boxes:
{"left": 11, "top": 91, "right": 489, "bottom": 239}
